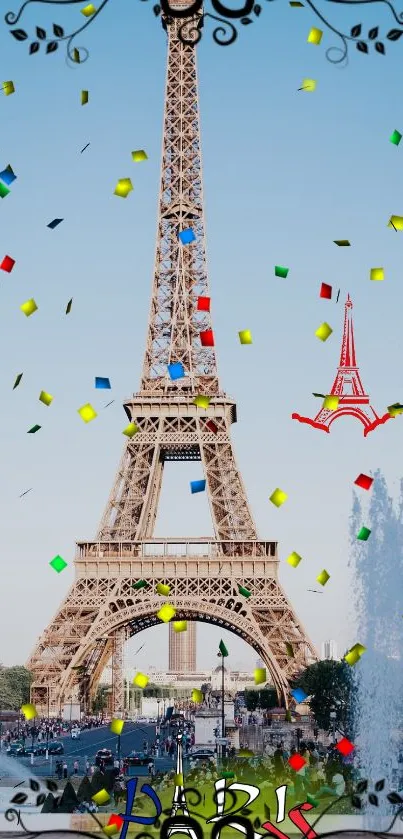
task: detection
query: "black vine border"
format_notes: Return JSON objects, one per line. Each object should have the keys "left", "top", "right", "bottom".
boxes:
{"left": 4, "top": 0, "right": 403, "bottom": 59}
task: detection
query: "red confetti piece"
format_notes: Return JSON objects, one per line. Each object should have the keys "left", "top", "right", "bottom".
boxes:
{"left": 197, "top": 296, "right": 210, "bottom": 311}
{"left": 288, "top": 753, "right": 306, "bottom": 771}
{"left": 354, "top": 473, "right": 373, "bottom": 491}
{"left": 336, "top": 737, "right": 355, "bottom": 756}
{"left": 107, "top": 815, "right": 124, "bottom": 829}
{"left": 206, "top": 420, "right": 218, "bottom": 434}
{"left": 200, "top": 329, "right": 214, "bottom": 347}
{"left": 320, "top": 282, "right": 332, "bottom": 299}
{"left": 0, "top": 254, "right": 15, "bottom": 273}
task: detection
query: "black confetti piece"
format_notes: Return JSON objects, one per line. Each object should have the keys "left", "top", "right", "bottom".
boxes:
{"left": 369, "top": 794, "right": 379, "bottom": 806}
{"left": 254, "top": 818, "right": 261, "bottom": 829}
{"left": 53, "top": 23, "right": 64, "bottom": 36}
{"left": 29, "top": 41, "right": 39, "bottom": 53}
{"left": 242, "top": 809, "right": 253, "bottom": 816}
{"left": 10, "top": 28, "right": 28, "bottom": 40}
{"left": 264, "top": 804, "right": 271, "bottom": 820}
{"left": 356, "top": 40, "right": 368, "bottom": 52}
{"left": 11, "top": 794, "right": 28, "bottom": 805}
{"left": 387, "top": 28, "right": 403, "bottom": 39}
{"left": 46, "top": 41, "right": 58, "bottom": 52}
{"left": 375, "top": 41, "right": 385, "bottom": 52}
{"left": 36, "top": 26, "right": 46, "bottom": 38}
{"left": 356, "top": 780, "right": 368, "bottom": 793}
{"left": 375, "top": 779, "right": 385, "bottom": 791}
{"left": 29, "top": 780, "right": 40, "bottom": 792}
{"left": 368, "top": 26, "right": 378, "bottom": 38}
{"left": 351, "top": 796, "right": 362, "bottom": 809}
{"left": 387, "top": 792, "right": 403, "bottom": 804}
{"left": 351, "top": 23, "right": 362, "bottom": 36}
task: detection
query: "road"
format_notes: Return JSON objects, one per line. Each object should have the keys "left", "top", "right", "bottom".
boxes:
{"left": 3, "top": 723, "right": 176, "bottom": 778}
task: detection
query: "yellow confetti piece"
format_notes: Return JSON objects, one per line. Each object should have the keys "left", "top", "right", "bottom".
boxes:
{"left": 238, "top": 330, "right": 252, "bottom": 345}
{"left": 323, "top": 395, "right": 339, "bottom": 410}
{"left": 307, "top": 27, "right": 323, "bottom": 44}
{"left": 269, "top": 488, "right": 288, "bottom": 507}
{"left": 388, "top": 215, "right": 403, "bottom": 230}
{"left": 173, "top": 620, "right": 187, "bottom": 632}
{"left": 103, "top": 826, "right": 120, "bottom": 836}
{"left": 370, "top": 267, "right": 384, "bottom": 281}
{"left": 132, "top": 150, "right": 148, "bottom": 162}
{"left": 123, "top": 422, "right": 139, "bottom": 438}
{"left": 20, "top": 298, "right": 38, "bottom": 317}
{"left": 315, "top": 322, "right": 333, "bottom": 342}
{"left": 114, "top": 178, "right": 133, "bottom": 198}
{"left": 254, "top": 668, "right": 266, "bottom": 685}
{"left": 287, "top": 551, "right": 302, "bottom": 568}
{"left": 81, "top": 90, "right": 89, "bottom": 105}
{"left": 3, "top": 81, "right": 15, "bottom": 96}
{"left": 78, "top": 403, "right": 97, "bottom": 423}
{"left": 81, "top": 2, "right": 97, "bottom": 14}
{"left": 92, "top": 789, "right": 110, "bottom": 805}
{"left": 344, "top": 643, "right": 366, "bottom": 666}
{"left": 192, "top": 689, "right": 203, "bottom": 703}
{"left": 39, "top": 391, "right": 53, "bottom": 406}
{"left": 388, "top": 403, "right": 403, "bottom": 417}
{"left": 193, "top": 395, "right": 211, "bottom": 409}
{"left": 175, "top": 774, "right": 184, "bottom": 785}
{"left": 300, "top": 79, "right": 316, "bottom": 92}
{"left": 21, "top": 703, "right": 37, "bottom": 720}
{"left": 73, "top": 48, "right": 80, "bottom": 63}
{"left": 156, "top": 583, "right": 171, "bottom": 596}
{"left": 239, "top": 749, "right": 254, "bottom": 757}
{"left": 133, "top": 672, "right": 149, "bottom": 689}
{"left": 316, "top": 569, "right": 330, "bottom": 586}
{"left": 157, "top": 603, "right": 176, "bottom": 623}
{"left": 110, "top": 718, "right": 124, "bottom": 735}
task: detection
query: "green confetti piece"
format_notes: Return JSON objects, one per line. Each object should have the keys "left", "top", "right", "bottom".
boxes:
{"left": 390, "top": 129, "right": 402, "bottom": 146}
{"left": 50, "top": 554, "right": 67, "bottom": 573}
{"left": 238, "top": 584, "right": 251, "bottom": 598}
{"left": 285, "top": 642, "right": 294, "bottom": 657}
{"left": 357, "top": 526, "right": 371, "bottom": 541}
{"left": 219, "top": 639, "right": 229, "bottom": 657}
{"left": 275, "top": 265, "right": 289, "bottom": 278}
{"left": 27, "top": 424, "right": 41, "bottom": 434}
{"left": 132, "top": 579, "right": 149, "bottom": 589}
{"left": 13, "top": 373, "right": 23, "bottom": 390}
{"left": 0, "top": 182, "right": 10, "bottom": 198}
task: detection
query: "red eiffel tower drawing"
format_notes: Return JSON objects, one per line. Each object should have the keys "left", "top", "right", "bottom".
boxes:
{"left": 292, "top": 294, "right": 392, "bottom": 437}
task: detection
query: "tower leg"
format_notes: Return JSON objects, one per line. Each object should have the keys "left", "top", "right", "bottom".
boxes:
{"left": 112, "top": 627, "right": 126, "bottom": 716}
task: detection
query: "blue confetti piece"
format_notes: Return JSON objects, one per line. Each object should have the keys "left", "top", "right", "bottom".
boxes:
{"left": 178, "top": 228, "right": 196, "bottom": 245}
{"left": 0, "top": 165, "right": 16, "bottom": 186}
{"left": 291, "top": 687, "right": 308, "bottom": 703}
{"left": 167, "top": 362, "right": 184, "bottom": 381}
{"left": 190, "top": 480, "right": 206, "bottom": 494}
{"left": 95, "top": 376, "right": 111, "bottom": 389}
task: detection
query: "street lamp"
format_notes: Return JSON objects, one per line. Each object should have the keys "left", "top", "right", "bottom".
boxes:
{"left": 218, "top": 639, "right": 229, "bottom": 764}
{"left": 330, "top": 709, "right": 337, "bottom": 745}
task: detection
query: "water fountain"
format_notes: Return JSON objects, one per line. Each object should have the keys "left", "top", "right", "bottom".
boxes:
{"left": 350, "top": 470, "right": 403, "bottom": 828}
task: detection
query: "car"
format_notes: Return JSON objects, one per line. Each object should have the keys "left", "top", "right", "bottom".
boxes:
{"left": 95, "top": 748, "right": 114, "bottom": 767}
{"left": 6, "top": 742, "right": 24, "bottom": 756}
{"left": 71, "top": 727, "right": 81, "bottom": 739}
{"left": 126, "top": 751, "right": 154, "bottom": 766}
{"left": 136, "top": 717, "right": 148, "bottom": 725}
{"left": 189, "top": 749, "right": 216, "bottom": 765}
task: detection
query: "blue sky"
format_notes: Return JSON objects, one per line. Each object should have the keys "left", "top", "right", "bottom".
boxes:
{"left": 1, "top": 0, "right": 402, "bottom": 677}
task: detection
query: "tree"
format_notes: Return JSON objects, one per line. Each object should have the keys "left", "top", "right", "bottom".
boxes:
{"left": 257, "top": 688, "right": 277, "bottom": 710}
{"left": 91, "top": 684, "right": 109, "bottom": 715}
{"left": 292, "top": 659, "right": 354, "bottom": 734}
{"left": 244, "top": 690, "right": 259, "bottom": 711}
{"left": 0, "top": 665, "right": 32, "bottom": 709}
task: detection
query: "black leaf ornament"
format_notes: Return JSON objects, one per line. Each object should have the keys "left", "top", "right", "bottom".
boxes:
{"left": 53, "top": 23, "right": 64, "bottom": 36}
{"left": 368, "top": 26, "right": 378, "bottom": 38}
{"left": 352, "top": 796, "right": 363, "bottom": 809}
{"left": 387, "top": 28, "right": 403, "bottom": 39}
{"left": 375, "top": 41, "right": 385, "bottom": 52}
{"left": 356, "top": 780, "right": 368, "bottom": 793}
{"left": 10, "top": 28, "right": 28, "bottom": 40}
{"left": 356, "top": 40, "right": 368, "bottom": 51}
{"left": 36, "top": 26, "right": 46, "bottom": 38}
{"left": 46, "top": 41, "right": 58, "bottom": 52}
{"left": 375, "top": 780, "right": 385, "bottom": 791}
{"left": 351, "top": 24, "right": 362, "bottom": 36}
{"left": 253, "top": 4, "right": 261, "bottom": 14}
{"left": 369, "top": 794, "right": 379, "bottom": 806}
{"left": 29, "top": 41, "right": 40, "bottom": 53}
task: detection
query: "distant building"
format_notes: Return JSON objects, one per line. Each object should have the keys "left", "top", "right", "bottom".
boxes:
{"left": 321, "top": 640, "right": 338, "bottom": 660}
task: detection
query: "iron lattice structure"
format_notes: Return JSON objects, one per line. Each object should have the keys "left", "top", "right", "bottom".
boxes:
{"left": 28, "top": 7, "right": 317, "bottom": 716}
{"left": 292, "top": 294, "right": 392, "bottom": 436}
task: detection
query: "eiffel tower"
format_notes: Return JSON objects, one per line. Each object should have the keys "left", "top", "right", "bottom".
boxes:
{"left": 167, "top": 731, "right": 199, "bottom": 839}
{"left": 292, "top": 294, "right": 392, "bottom": 437}
{"left": 27, "top": 0, "right": 317, "bottom": 717}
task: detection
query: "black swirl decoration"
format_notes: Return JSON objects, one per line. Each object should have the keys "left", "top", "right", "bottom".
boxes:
{"left": 5, "top": 0, "right": 403, "bottom": 56}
